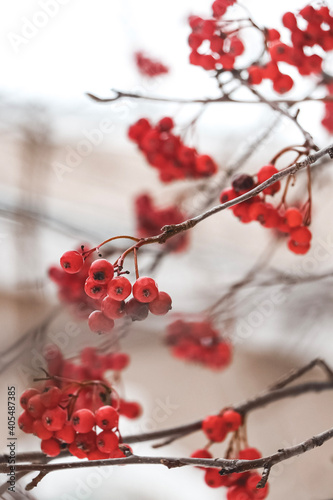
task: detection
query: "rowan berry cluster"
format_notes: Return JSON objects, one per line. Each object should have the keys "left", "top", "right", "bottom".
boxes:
{"left": 134, "top": 51, "right": 169, "bottom": 78}
{"left": 135, "top": 193, "right": 189, "bottom": 252}
{"left": 193, "top": 447, "right": 268, "bottom": 498}
{"left": 188, "top": 2, "right": 244, "bottom": 72}
{"left": 128, "top": 117, "right": 218, "bottom": 182}
{"left": 18, "top": 345, "right": 139, "bottom": 459}
{"left": 220, "top": 168, "right": 312, "bottom": 254}
{"left": 194, "top": 410, "right": 268, "bottom": 498}
{"left": 57, "top": 248, "right": 172, "bottom": 334}
{"left": 248, "top": 5, "right": 333, "bottom": 93}
{"left": 165, "top": 318, "right": 232, "bottom": 370}
{"left": 322, "top": 82, "right": 333, "bottom": 133}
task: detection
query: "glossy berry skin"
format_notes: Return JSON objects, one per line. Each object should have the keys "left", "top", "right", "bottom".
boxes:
{"left": 202, "top": 415, "right": 227, "bottom": 442}
{"left": 27, "top": 394, "right": 45, "bottom": 419}
{"left": 72, "top": 409, "right": 96, "bottom": 433}
{"left": 107, "top": 276, "right": 132, "bottom": 301}
{"left": 88, "top": 259, "right": 114, "bottom": 284}
{"left": 33, "top": 419, "right": 54, "bottom": 440}
{"left": 204, "top": 468, "right": 227, "bottom": 488}
{"left": 84, "top": 278, "right": 107, "bottom": 300}
{"left": 42, "top": 407, "right": 67, "bottom": 432}
{"left": 60, "top": 251, "right": 84, "bottom": 274}
{"left": 95, "top": 406, "right": 119, "bottom": 430}
{"left": 40, "top": 386, "right": 62, "bottom": 409}
{"left": 125, "top": 298, "right": 149, "bottom": 321}
{"left": 257, "top": 165, "right": 280, "bottom": 195}
{"left": 18, "top": 411, "right": 34, "bottom": 433}
{"left": 133, "top": 277, "right": 159, "bottom": 303}
{"left": 284, "top": 207, "right": 303, "bottom": 227}
{"left": 221, "top": 410, "right": 242, "bottom": 431}
{"left": 102, "top": 296, "right": 126, "bottom": 319}
{"left": 149, "top": 292, "right": 172, "bottom": 315}
{"left": 118, "top": 400, "right": 142, "bottom": 419}
{"left": 55, "top": 422, "right": 76, "bottom": 444}
{"left": 88, "top": 311, "right": 115, "bottom": 334}
{"left": 41, "top": 438, "right": 61, "bottom": 457}
{"left": 96, "top": 430, "right": 119, "bottom": 453}
{"left": 20, "top": 388, "right": 39, "bottom": 409}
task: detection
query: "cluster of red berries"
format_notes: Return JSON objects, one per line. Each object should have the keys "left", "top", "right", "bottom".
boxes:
{"left": 188, "top": 4, "right": 244, "bottom": 72}
{"left": 193, "top": 446, "right": 268, "bottom": 498}
{"left": 193, "top": 410, "right": 268, "bottom": 498}
{"left": 322, "top": 82, "right": 333, "bottom": 133}
{"left": 18, "top": 345, "right": 140, "bottom": 459}
{"left": 135, "top": 193, "right": 189, "bottom": 252}
{"left": 166, "top": 318, "right": 232, "bottom": 370}
{"left": 220, "top": 168, "right": 312, "bottom": 254}
{"left": 134, "top": 52, "right": 169, "bottom": 78}
{"left": 42, "top": 344, "right": 141, "bottom": 418}
{"left": 128, "top": 117, "right": 218, "bottom": 182}
{"left": 248, "top": 5, "right": 333, "bottom": 93}
{"left": 58, "top": 250, "right": 172, "bottom": 334}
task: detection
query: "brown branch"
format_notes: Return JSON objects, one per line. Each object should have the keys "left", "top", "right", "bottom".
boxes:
{"left": 86, "top": 90, "right": 333, "bottom": 106}
{"left": 3, "top": 426, "right": 333, "bottom": 477}
{"left": 138, "top": 143, "right": 333, "bottom": 248}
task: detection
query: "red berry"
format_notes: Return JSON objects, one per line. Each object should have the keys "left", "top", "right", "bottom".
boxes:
{"left": 33, "top": 419, "right": 54, "bottom": 440}
{"left": 149, "top": 292, "right": 172, "bottom": 315}
{"left": 102, "top": 296, "right": 126, "bottom": 319}
{"left": 69, "top": 441, "right": 88, "bottom": 459}
{"left": 88, "top": 310, "right": 115, "bottom": 334}
{"left": 72, "top": 409, "right": 96, "bottom": 433}
{"left": 60, "top": 251, "right": 84, "bottom": 274}
{"left": 227, "top": 485, "right": 251, "bottom": 500}
{"left": 20, "top": 388, "right": 39, "bottom": 409}
{"left": 75, "top": 431, "right": 97, "bottom": 454}
{"left": 284, "top": 207, "right": 303, "bottom": 227}
{"left": 288, "top": 239, "right": 310, "bottom": 255}
{"left": 95, "top": 406, "right": 119, "bottom": 430}
{"left": 157, "top": 117, "right": 174, "bottom": 132}
{"left": 27, "top": 394, "right": 45, "bottom": 419}
{"left": 195, "top": 155, "right": 218, "bottom": 176}
{"left": 220, "top": 188, "right": 237, "bottom": 204}
{"left": 290, "top": 226, "right": 312, "bottom": 244}
{"left": 84, "top": 278, "right": 107, "bottom": 300}
{"left": 42, "top": 407, "right": 67, "bottom": 432}
{"left": 257, "top": 165, "right": 280, "bottom": 195}
{"left": 96, "top": 430, "right": 119, "bottom": 453}
{"left": 133, "top": 277, "right": 159, "bottom": 303}
{"left": 204, "top": 468, "right": 226, "bottom": 488}
{"left": 239, "top": 447, "right": 262, "bottom": 460}
{"left": 125, "top": 298, "right": 149, "bottom": 321}
{"left": 221, "top": 410, "right": 242, "bottom": 431}
{"left": 119, "top": 400, "right": 142, "bottom": 419}
{"left": 55, "top": 422, "right": 76, "bottom": 443}
{"left": 40, "top": 386, "right": 62, "bottom": 409}
{"left": 89, "top": 259, "right": 114, "bottom": 284}
{"left": 18, "top": 411, "right": 34, "bottom": 433}
{"left": 107, "top": 276, "right": 132, "bottom": 301}
{"left": 202, "top": 415, "right": 228, "bottom": 442}
{"left": 41, "top": 438, "right": 61, "bottom": 457}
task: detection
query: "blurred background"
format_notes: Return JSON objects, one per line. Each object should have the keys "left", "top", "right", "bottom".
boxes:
{"left": 1, "top": 0, "right": 333, "bottom": 498}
